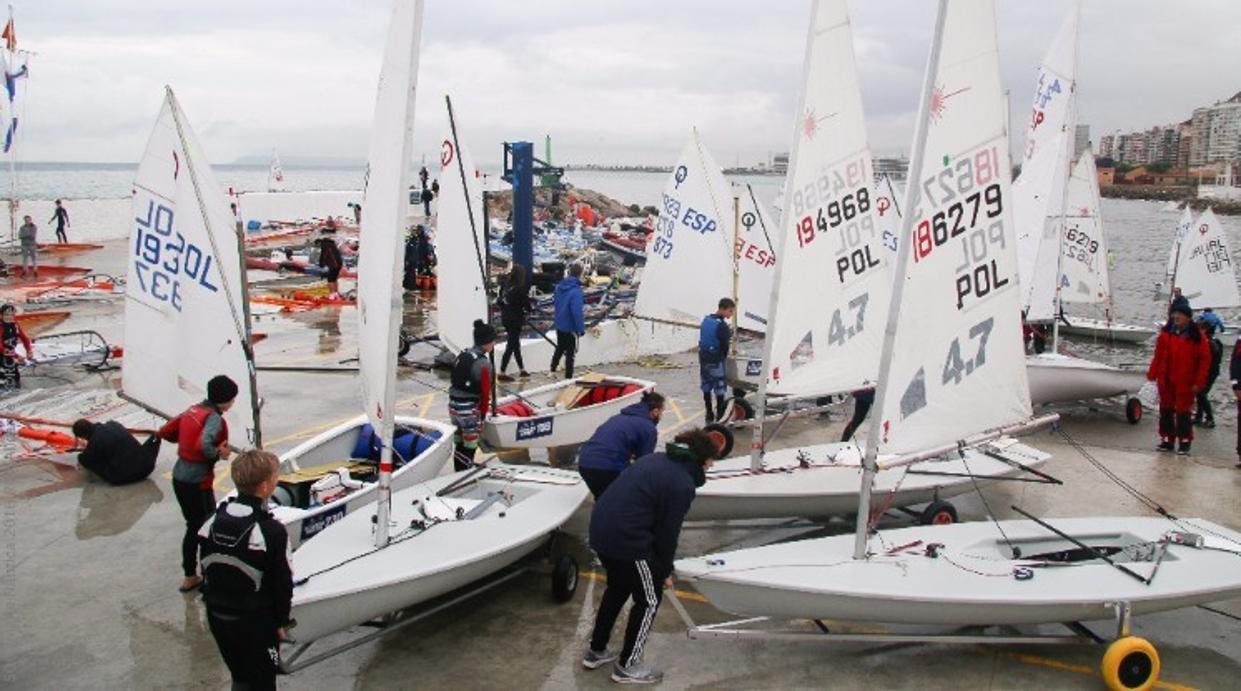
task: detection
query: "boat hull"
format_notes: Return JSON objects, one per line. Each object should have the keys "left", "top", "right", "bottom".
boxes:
{"left": 271, "top": 414, "right": 455, "bottom": 549}
{"left": 519, "top": 317, "right": 697, "bottom": 369}
{"left": 1056, "top": 317, "right": 1153, "bottom": 344}
{"left": 1026, "top": 353, "right": 1146, "bottom": 405}
{"left": 481, "top": 375, "right": 654, "bottom": 449}
{"left": 689, "top": 439, "right": 1049, "bottom": 521}
{"left": 290, "top": 465, "right": 587, "bottom": 643}
{"left": 677, "top": 517, "right": 1241, "bottom": 626}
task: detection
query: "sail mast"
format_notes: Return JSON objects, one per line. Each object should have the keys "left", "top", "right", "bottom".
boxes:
{"left": 1050, "top": 3, "right": 1081, "bottom": 354}
{"left": 166, "top": 88, "right": 262, "bottom": 446}
{"left": 853, "top": 0, "right": 948, "bottom": 561}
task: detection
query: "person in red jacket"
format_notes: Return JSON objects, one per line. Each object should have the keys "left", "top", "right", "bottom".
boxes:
{"left": 1, "top": 303, "right": 34, "bottom": 390}
{"left": 160, "top": 375, "right": 237, "bottom": 592}
{"left": 1147, "top": 304, "right": 1212, "bottom": 455}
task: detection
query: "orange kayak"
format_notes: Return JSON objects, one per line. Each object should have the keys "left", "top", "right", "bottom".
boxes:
{"left": 15, "top": 311, "right": 71, "bottom": 336}
{"left": 36, "top": 243, "right": 104, "bottom": 255}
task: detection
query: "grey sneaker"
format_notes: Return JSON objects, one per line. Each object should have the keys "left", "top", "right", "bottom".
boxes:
{"left": 582, "top": 647, "right": 618, "bottom": 670}
{"left": 611, "top": 662, "right": 662, "bottom": 684}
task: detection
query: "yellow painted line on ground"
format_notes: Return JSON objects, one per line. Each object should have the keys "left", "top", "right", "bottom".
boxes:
{"left": 415, "top": 391, "right": 436, "bottom": 418}
{"left": 987, "top": 649, "right": 1197, "bottom": 691}
{"left": 581, "top": 570, "right": 707, "bottom": 603}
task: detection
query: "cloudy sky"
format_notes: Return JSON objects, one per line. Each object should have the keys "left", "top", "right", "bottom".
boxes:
{"left": 12, "top": 1, "right": 1241, "bottom": 167}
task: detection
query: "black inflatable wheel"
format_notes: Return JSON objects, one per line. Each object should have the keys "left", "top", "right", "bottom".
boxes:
{"left": 1125, "top": 397, "right": 1142, "bottom": 425}
{"left": 920, "top": 500, "right": 958, "bottom": 526}
{"left": 551, "top": 554, "right": 579, "bottom": 603}
{"left": 397, "top": 332, "right": 411, "bottom": 359}
{"left": 703, "top": 423, "right": 735, "bottom": 457}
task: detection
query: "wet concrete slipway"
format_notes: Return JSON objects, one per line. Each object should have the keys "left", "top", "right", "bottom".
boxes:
{"left": 3, "top": 240, "right": 1241, "bottom": 690}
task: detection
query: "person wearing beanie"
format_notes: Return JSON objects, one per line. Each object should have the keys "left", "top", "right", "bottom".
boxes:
{"left": 447, "top": 320, "right": 496, "bottom": 471}
{"left": 159, "top": 374, "right": 238, "bottom": 592}
{"left": 584, "top": 428, "right": 723, "bottom": 684}
{"left": 1195, "top": 310, "right": 1225, "bottom": 427}
{"left": 73, "top": 418, "right": 161, "bottom": 485}
{"left": 550, "top": 263, "right": 586, "bottom": 379}
{"left": 1148, "top": 305, "right": 1211, "bottom": 455}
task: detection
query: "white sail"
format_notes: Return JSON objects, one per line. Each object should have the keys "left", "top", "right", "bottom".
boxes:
{"left": 358, "top": 0, "right": 423, "bottom": 434}
{"left": 435, "top": 103, "right": 488, "bottom": 354}
{"left": 123, "top": 89, "right": 258, "bottom": 444}
{"left": 267, "top": 149, "right": 287, "bottom": 192}
{"left": 1059, "top": 153, "right": 1110, "bottom": 304}
{"left": 635, "top": 131, "right": 735, "bottom": 328}
{"left": 1174, "top": 208, "right": 1240, "bottom": 308}
{"left": 735, "top": 184, "right": 778, "bottom": 332}
{"left": 875, "top": 0, "right": 1030, "bottom": 455}
{"left": 1166, "top": 207, "right": 1194, "bottom": 286}
{"left": 762, "top": 0, "right": 889, "bottom": 398}
{"left": 1014, "top": 6, "right": 1078, "bottom": 317}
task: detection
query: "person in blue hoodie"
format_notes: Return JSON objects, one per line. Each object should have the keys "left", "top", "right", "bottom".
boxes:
{"left": 583, "top": 428, "right": 722, "bottom": 684}
{"left": 550, "top": 263, "right": 586, "bottom": 379}
{"left": 576, "top": 391, "right": 665, "bottom": 498}
{"left": 698, "top": 298, "right": 735, "bottom": 422}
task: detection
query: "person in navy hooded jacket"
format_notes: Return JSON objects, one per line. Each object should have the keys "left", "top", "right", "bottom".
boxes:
{"left": 576, "top": 391, "right": 665, "bottom": 498}
{"left": 550, "top": 263, "right": 586, "bottom": 378}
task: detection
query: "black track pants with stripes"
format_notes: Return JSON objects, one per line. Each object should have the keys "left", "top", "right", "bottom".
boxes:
{"left": 590, "top": 557, "right": 665, "bottom": 667}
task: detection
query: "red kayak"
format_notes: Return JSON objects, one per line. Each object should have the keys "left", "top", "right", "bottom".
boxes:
{"left": 6, "top": 265, "right": 93, "bottom": 280}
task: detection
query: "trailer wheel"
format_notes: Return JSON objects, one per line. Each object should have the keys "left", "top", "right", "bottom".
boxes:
{"left": 1125, "top": 398, "right": 1142, "bottom": 425}
{"left": 397, "top": 331, "right": 412, "bottom": 359}
{"left": 551, "top": 554, "right": 579, "bottom": 603}
{"left": 703, "top": 423, "right": 735, "bottom": 457}
{"left": 728, "top": 397, "right": 755, "bottom": 421}
{"left": 1101, "top": 636, "right": 1159, "bottom": 691}
{"left": 920, "top": 500, "right": 958, "bottom": 526}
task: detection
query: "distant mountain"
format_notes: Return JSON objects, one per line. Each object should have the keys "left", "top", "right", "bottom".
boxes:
{"left": 230, "top": 155, "right": 366, "bottom": 167}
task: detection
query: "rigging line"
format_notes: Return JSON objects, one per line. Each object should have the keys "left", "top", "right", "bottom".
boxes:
{"left": 690, "top": 129, "right": 737, "bottom": 272}
{"left": 958, "top": 444, "right": 1018, "bottom": 557}
{"left": 1198, "top": 604, "right": 1241, "bottom": 623}
{"left": 1011, "top": 505, "right": 1153, "bottom": 585}
{"left": 744, "top": 184, "right": 776, "bottom": 256}
{"left": 1058, "top": 428, "right": 1171, "bottom": 517}
{"left": 444, "top": 95, "right": 491, "bottom": 330}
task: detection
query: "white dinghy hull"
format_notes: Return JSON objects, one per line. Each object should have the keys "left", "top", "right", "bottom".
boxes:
{"left": 1026, "top": 353, "right": 1146, "bottom": 406}
{"left": 677, "top": 517, "right": 1241, "bottom": 626}
{"left": 272, "top": 415, "right": 455, "bottom": 549}
{"left": 289, "top": 464, "right": 588, "bottom": 643}
{"left": 518, "top": 318, "right": 696, "bottom": 369}
{"left": 1053, "top": 317, "right": 1153, "bottom": 344}
{"left": 689, "top": 439, "right": 1049, "bottom": 522}
{"left": 482, "top": 375, "right": 654, "bottom": 449}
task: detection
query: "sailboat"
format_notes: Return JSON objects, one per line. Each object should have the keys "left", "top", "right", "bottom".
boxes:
{"left": 287, "top": 0, "right": 587, "bottom": 648}
{"left": 1012, "top": 6, "right": 1146, "bottom": 411}
{"left": 677, "top": 6, "right": 1241, "bottom": 687}
{"left": 1053, "top": 153, "right": 1152, "bottom": 344}
{"left": 267, "top": 149, "right": 288, "bottom": 193}
{"left": 687, "top": 0, "right": 1047, "bottom": 522}
{"left": 1167, "top": 207, "right": 1239, "bottom": 310}
{"left": 433, "top": 98, "right": 655, "bottom": 450}
{"left": 124, "top": 90, "right": 453, "bottom": 550}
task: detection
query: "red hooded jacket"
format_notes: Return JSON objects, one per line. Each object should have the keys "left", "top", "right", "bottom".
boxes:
{"left": 1147, "top": 323, "right": 1211, "bottom": 393}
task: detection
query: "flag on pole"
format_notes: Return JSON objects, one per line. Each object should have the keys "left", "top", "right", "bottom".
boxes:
{"left": 4, "top": 61, "right": 26, "bottom": 101}
{"left": 4, "top": 118, "right": 17, "bottom": 153}
{"left": 1, "top": 19, "right": 14, "bottom": 52}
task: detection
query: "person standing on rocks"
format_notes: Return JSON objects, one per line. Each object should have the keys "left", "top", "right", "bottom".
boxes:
{"left": 49, "top": 200, "right": 71, "bottom": 244}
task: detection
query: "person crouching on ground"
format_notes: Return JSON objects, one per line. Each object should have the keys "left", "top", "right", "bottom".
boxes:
{"left": 698, "top": 298, "right": 735, "bottom": 422}
{"left": 1147, "top": 304, "right": 1210, "bottom": 455}
{"left": 199, "top": 450, "right": 293, "bottom": 691}
{"left": 448, "top": 320, "right": 495, "bottom": 471}
{"left": 584, "top": 428, "right": 722, "bottom": 684}
{"left": 1, "top": 303, "right": 33, "bottom": 390}
{"left": 550, "top": 264, "right": 586, "bottom": 379}
{"left": 160, "top": 375, "right": 237, "bottom": 592}
{"left": 73, "top": 418, "right": 161, "bottom": 485}
{"left": 577, "top": 391, "right": 665, "bottom": 499}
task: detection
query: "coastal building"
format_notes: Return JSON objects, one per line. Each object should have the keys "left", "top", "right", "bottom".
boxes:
{"left": 771, "top": 152, "right": 789, "bottom": 175}
{"left": 1146, "top": 124, "right": 1180, "bottom": 166}
{"left": 1189, "top": 93, "right": 1241, "bottom": 167}
{"left": 1098, "top": 134, "right": 1115, "bottom": 160}
{"left": 1097, "top": 165, "right": 1116, "bottom": 187}
{"left": 873, "top": 156, "right": 909, "bottom": 182}
{"left": 1115, "top": 132, "right": 1147, "bottom": 166}
{"left": 1176, "top": 120, "right": 1193, "bottom": 170}
{"left": 1074, "top": 125, "right": 1090, "bottom": 158}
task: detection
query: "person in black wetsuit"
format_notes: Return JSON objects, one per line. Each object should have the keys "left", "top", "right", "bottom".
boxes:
{"left": 72, "top": 419, "right": 161, "bottom": 485}
{"left": 497, "top": 264, "right": 532, "bottom": 381}
{"left": 315, "top": 221, "right": 344, "bottom": 298}
{"left": 840, "top": 388, "right": 876, "bottom": 442}
{"left": 1195, "top": 316, "right": 1224, "bottom": 427}
{"left": 199, "top": 450, "right": 293, "bottom": 691}
{"left": 49, "top": 199, "right": 70, "bottom": 244}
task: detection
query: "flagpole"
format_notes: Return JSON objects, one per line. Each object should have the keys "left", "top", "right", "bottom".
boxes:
{"left": 5, "top": 4, "right": 17, "bottom": 242}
